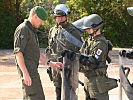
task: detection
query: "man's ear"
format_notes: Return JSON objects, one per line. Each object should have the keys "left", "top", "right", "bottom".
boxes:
{"left": 34, "top": 14, "right": 38, "bottom": 19}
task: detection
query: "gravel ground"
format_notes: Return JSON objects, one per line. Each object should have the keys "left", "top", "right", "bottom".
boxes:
{"left": 0, "top": 48, "right": 133, "bottom": 100}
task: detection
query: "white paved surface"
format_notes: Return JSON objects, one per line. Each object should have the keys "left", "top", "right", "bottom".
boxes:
{"left": 0, "top": 49, "right": 133, "bottom": 100}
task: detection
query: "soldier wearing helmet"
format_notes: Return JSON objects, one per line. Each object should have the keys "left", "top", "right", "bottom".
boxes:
{"left": 119, "top": 7, "right": 133, "bottom": 59}
{"left": 46, "top": 4, "right": 83, "bottom": 100}
{"left": 80, "top": 14, "right": 114, "bottom": 100}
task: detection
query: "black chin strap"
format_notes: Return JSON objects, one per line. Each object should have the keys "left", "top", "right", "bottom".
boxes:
{"left": 59, "top": 20, "right": 67, "bottom": 25}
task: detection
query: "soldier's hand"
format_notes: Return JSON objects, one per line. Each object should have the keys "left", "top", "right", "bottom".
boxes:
{"left": 79, "top": 55, "right": 90, "bottom": 66}
{"left": 49, "top": 61, "right": 64, "bottom": 69}
{"left": 23, "top": 73, "right": 32, "bottom": 86}
{"left": 119, "top": 50, "right": 126, "bottom": 57}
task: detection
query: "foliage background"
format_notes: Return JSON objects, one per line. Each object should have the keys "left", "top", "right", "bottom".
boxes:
{"left": 0, "top": 0, "right": 133, "bottom": 49}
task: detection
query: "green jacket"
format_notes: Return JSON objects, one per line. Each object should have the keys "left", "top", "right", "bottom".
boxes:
{"left": 80, "top": 34, "right": 108, "bottom": 76}
{"left": 14, "top": 19, "right": 40, "bottom": 77}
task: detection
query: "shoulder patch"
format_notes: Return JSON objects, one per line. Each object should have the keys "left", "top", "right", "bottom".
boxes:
{"left": 96, "top": 49, "right": 102, "bottom": 55}
{"left": 20, "top": 34, "right": 24, "bottom": 39}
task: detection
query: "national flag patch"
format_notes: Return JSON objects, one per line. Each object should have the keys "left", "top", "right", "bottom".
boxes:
{"left": 96, "top": 49, "right": 102, "bottom": 56}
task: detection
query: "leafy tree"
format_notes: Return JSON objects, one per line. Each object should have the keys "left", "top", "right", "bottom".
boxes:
{"left": 0, "top": 0, "right": 133, "bottom": 48}
{"left": 65, "top": 0, "right": 133, "bottom": 47}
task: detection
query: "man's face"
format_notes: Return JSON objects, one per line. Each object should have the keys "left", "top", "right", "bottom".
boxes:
{"left": 33, "top": 14, "right": 45, "bottom": 28}
{"left": 55, "top": 16, "right": 67, "bottom": 24}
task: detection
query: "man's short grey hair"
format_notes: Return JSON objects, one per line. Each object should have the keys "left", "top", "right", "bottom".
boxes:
{"left": 29, "top": 8, "right": 36, "bottom": 17}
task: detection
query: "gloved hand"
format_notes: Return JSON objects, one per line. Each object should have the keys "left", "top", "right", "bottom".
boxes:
{"left": 61, "top": 50, "right": 76, "bottom": 61}
{"left": 79, "top": 55, "right": 98, "bottom": 69}
{"left": 79, "top": 55, "right": 90, "bottom": 66}
{"left": 119, "top": 50, "right": 127, "bottom": 57}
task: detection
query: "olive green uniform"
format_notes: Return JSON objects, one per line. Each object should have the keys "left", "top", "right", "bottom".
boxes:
{"left": 47, "top": 22, "right": 82, "bottom": 100}
{"left": 14, "top": 19, "right": 45, "bottom": 100}
{"left": 80, "top": 34, "right": 109, "bottom": 100}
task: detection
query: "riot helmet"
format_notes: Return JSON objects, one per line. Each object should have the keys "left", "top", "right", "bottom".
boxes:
{"left": 51, "top": 4, "right": 70, "bottom": 16}
{"left": 127, "top": 7, "right": 133, "bottom": 16}
{"left": 82, "top": 14, "right": 103, "bottom": 30}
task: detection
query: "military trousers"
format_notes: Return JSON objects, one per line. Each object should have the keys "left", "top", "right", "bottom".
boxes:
{"left": 84, "top": 76, "right": 109, "bottom": 100}
{"left": 53, "top": 69, "right": 62, "bottom": 100}
{"left": 22, "top": 76, "right": 45, "bottom": 100}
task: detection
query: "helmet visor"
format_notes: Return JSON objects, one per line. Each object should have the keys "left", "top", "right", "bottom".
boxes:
{"left": 52, "top": 10, "right": 66, "bottom": 16}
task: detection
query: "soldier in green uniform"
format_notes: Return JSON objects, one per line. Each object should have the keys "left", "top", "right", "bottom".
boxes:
{"left": 46, "top": 4, "right": 83, "bottom": 100}
{"left": 14, "top": 6, "right": 63, "bottom": 100}
{"left": 80, "top": 14, "right": 109, "bottom": 100}
{"left": 119, "top": 7, "right": 133, "bottom": 59}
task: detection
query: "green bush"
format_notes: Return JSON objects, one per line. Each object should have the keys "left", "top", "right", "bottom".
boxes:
{"left": 65, "top": 0, "right": 133, "bottom": 48}
{"left": 1, "top": 0, "right": 133, "bottom": 49}
{"left": 0, "top": 11, "right": 17, "bottom": 49}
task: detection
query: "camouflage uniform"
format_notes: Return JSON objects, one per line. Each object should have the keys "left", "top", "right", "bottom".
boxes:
{"left": 14, "top": 19, "right": 45, "bottom": 100}
{"left": 48, "top": 22, "right": 82, "bottom": 100}
{"left": 80, "top": 34, "right": 109, "bottom": 100}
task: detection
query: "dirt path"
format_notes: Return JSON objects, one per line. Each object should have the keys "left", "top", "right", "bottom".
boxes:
{"left": 0, "top": 49, "right": 133, "bottom": 100}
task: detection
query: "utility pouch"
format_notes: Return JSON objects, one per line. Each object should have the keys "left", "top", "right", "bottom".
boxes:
{"left": 96, "top": 76, "right": 118, "bottom": 93}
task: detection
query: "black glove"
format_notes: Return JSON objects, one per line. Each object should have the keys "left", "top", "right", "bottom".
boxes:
{"left": 61, "top": 50, "right": 76, "bottom": 61}
{"left": 79, "top": 55, "right": 90, "bottom": 66}
{"left": 79, "top": 55, "right": 98, "bottom": 69}
{"left": 119, "top": 50, "right": 126, "bottom": 57}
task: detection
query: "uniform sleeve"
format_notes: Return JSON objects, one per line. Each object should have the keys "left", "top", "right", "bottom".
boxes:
{"left": 45, "top": 27, "right": 54, "bottom": 58}
{"left": 48, "top": 27, "right": 53, "bottom": 45}
{"left": 14, "top": 27, "right": 29, "bottom": 54}
{"left": 93, "top": 40, "right": 108, "bottom": 61}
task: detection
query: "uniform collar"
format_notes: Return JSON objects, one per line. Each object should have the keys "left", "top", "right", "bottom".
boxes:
{"left": 56, "top": 22, "right": 69, "bottom": 28}
{"left": 24, "top": 19, "right": 37, "bottom": 32}
{"left": 92, "top": 34, "right": 103, "bottom": 40}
